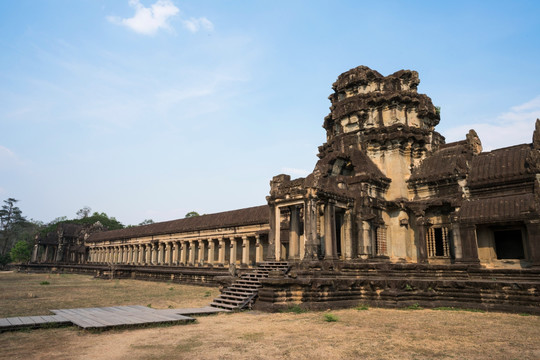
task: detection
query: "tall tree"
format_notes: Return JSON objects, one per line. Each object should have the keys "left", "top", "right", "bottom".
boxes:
{"left": 185, "top": 211, "right": 200, "bottom": 218}
{"left": 76, "top": 206, "right": 92, "bottom": 219}
{"left": 0, "top": 198, "right": 27, "bottom": 255}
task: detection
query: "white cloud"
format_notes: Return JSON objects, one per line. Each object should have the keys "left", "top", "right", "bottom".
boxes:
{"left": 182, "top": 17, "right": 214, "bottom": 33}
{"left": 107, "top": 0, "right": 179, "bottom": 35}
{"left": 444, "top": 96, "right": 540, "bottom": 151}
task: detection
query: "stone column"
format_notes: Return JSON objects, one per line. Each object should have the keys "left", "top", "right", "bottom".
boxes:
{"left": 267, "top": 204, "right": 277, "bottom": 261}
{"left": 230, "top": 237, "right": 237, "bottom": 265}
{"left": 289, "top": 206, "right": 300, "bottom": 260}
{"left": 255, "top": 234, "right": 263, "bottom": 263}
{"left": 343, "top": 209, "right": 354, "bottom": 260}
{"left": 188, "top": 241, "right": 195, "bottom": 265}
{"left": 137, "top": 245, "right": 142, "bottom": 264}
{"left": 218, "top": 238, "right": 226, "bottom": 265}
{"left": 525, "top": 220, "right": 540, "bottom": 267}
{"left": 197, "top": 240, "right": 205, "bottom": 266}
{"left": 456, "top": 224, "right": 480, "bottom": 265}
{"left": 416, "top": 217, "right": 428, "bottom": 263}
{"left": 303, "top": 199, "right": 318, "bottom": 260}
{"left": 126, "top": 245, "right": 132, "bottom": 264}
{"left": 151, "top": 243, "right": 158, "bottom": 265}
{"left": 208, "top": 239, "right": 215, "bottom": 265}
{"left": 172, "top": 242, "right": 179, "bottom": 265}
{"left": 31, "top": 244, "right": 38, "bottom": 263}
{"left": 324, "top": 201, "right": 338, "bottom": 260}
{"left": 156, "top": 243, "right": 162, "bottom": 265}
{"left": 180, "top": 241, "right": 187, "bottom": 265}
{"left": 242, "top": 236, "right": 250, "bottom": 266}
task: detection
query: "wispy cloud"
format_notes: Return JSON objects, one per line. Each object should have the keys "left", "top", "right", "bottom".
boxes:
{"left": 0, "top": 145, "right": 16, "bottom": 160}
{"left": 107, "top": 0, "right": 179, "bottom": 35}
{"left": 444, "top": 95, "right": 540, "bottom": 151}
{"left": 182, "top": 17, "right": 214, "bottom": 33}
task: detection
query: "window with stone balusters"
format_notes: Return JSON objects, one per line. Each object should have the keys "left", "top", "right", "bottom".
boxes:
{"left": 426, "top": 226, "right": 451, "bottom": 257}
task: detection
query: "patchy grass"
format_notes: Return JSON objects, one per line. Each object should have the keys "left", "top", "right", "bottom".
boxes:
{"left": 0, "top": 272, "right": 539, "bottom": 360}
{"left": 433, "top": 306, "right": 486, "bottom": 313}
{"left": 405, "top": 303, "right": 423, "bottom": 310}
{"left": 280, "top": 304, "right": 307, "bottom": 314}
{"left": 323, "top": 313, "right": 339, "bottom": 322}
{"left": 0, "top": 272, "right": 219, "bottom": 317}
{"left": 356, "top": 304, "right": 369, "bottom": 311}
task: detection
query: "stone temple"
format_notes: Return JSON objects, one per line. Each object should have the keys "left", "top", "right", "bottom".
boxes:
{"left": 30, "top": 66, "right": 540, "bottom": 314}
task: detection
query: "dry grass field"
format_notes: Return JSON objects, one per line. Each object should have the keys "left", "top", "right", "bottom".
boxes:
{"left": 0, "top": 271, "right": 539, "bottom": 360}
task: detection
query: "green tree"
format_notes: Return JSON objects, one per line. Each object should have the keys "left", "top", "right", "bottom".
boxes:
{"left": 10, "top": 240, "right": 31, "bottom": 263}
{"left": 185, "top": 211, "right": 200, "bottom": 218}
{"left": 138, "top": 219, "right": 154, "bottom": 226}
{"left": 76, "top": 206, "right": 91, "bottom": 219}
{"left": 0, "top": 198, "right": 27, "bottom": 255}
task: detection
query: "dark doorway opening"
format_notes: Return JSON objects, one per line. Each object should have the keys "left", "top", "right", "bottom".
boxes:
{"left": 494, "top": 229, "right": 524, "bottom": 259}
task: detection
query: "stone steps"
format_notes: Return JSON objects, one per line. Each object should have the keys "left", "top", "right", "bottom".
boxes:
{"left": 210, "top": 262, "right": 290, "bottom": 311}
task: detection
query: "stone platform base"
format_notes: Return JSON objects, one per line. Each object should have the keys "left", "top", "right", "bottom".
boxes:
{"left": 254, "top": 261, "right": 540, "bottom": 315}
{"left": 17, "top": 263, "right": 230, "bottom": 287}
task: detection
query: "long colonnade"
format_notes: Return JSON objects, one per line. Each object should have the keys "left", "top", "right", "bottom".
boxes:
{"left": 88, "top": 234, "right": 266, "bottom": 267}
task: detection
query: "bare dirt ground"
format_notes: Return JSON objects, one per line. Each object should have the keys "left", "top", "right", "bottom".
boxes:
{"left": 1, "top": 272, "right": 539, "bottom": 360}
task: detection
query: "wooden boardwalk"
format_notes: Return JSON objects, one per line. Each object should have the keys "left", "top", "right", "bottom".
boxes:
{"left": 0, "top": 305, "right": 228, "bottom": 331}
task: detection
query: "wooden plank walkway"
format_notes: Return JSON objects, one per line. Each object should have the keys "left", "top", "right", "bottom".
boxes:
{"left": 0, "top": 305, "right": 228, "bottom": 332}
{"left": 51, "top": 306, "right": 195, "bottom": 329}
{"left": 0, "top": 314, "right": 70, "bottom": 331}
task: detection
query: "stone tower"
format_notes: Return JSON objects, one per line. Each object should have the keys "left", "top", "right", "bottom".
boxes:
{"left": 322, "top": 66, "right": 442, "bottom": 200}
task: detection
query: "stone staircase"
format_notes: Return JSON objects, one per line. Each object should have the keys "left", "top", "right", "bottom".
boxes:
{"left": 210, "top": 262, "right": 290, "bottom": 311}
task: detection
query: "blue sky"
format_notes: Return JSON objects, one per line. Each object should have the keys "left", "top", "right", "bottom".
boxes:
{"left": 1, "top": 0, "right": 539, "bottom": 225}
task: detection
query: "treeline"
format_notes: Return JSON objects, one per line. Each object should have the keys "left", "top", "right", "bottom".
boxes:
{"left": 0, "top": 197, "right": 201, "bottom": 268}
{"left": 0, "top": 200, "right": 125, "bottom": 268}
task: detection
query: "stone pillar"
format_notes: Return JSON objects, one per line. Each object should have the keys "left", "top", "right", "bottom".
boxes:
{"left": 324, "top": 201, "right": 338, "bottom": 260}
{"left": 208, "top": 239, "right": 215, "bottom": 265}
{"left": 188, "top": 241, "right": 195, "bottom": 265}
{"left": 136, "top": 245, "right": 142, "bottom": 264}
{"left": 525, "top": 220, "right": 540, "bottom": 267}
{"left": 230, "top": 237, "right": 237, "bottom": 265}
{"left": 456, "top": 224, "right": 480, "bottom": 265}
{"left": 31, "top": 244, "right": 39, "bottom": 263}
{"left": 416, "top": 217, "right": 428, "bottom": 263}
{"left": 255, "top": 234, "right": 263, "bottom": 263}
{"left": 343, "top": 209, "right": 354, "bottom": 260}
{"left": 303, "top": 198, "right": 318, "bottom": 260}
{"left": 267, "top": 205, "right": 277, "bottom": 260}
{"left": 218, "top": 238, "right": 226, "bottom": 265}
{"left": 198, "top": 240, "right": 205, "bottom": 266}
{"left": 151, "top": 243, "right": 157, "bottom": 265}
{"left": 242, "top": 236, "right": 250, "bottom": 266}
{"left": 289, "top": 206, "right": 300, "bottom": 260}
{"left": 172, "top": 242, "right": 179, "bottom": 265}
{"left": 180, "top": 241, "right": 187, "bottom": 265}
{"left": 126, "top": 245, "right": 132, "bottom": 264}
